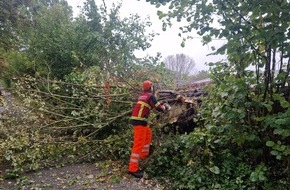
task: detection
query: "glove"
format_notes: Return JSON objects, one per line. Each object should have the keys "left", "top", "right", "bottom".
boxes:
{"left": 163, "top": 103, "right": 171, "bottom": 111}
{"left": 176, "top": 95, "right": 186, "bottom": 103}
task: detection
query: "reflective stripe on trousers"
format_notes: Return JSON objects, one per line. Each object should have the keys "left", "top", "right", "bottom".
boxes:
{"left": 128, "top": 125, "right": 152, "bottom": 172}
{"left": 142, "top": 144, "right": 150, "bottom": 154}
{"left": 129, "top": 153, "right": 140, "bottom": 163}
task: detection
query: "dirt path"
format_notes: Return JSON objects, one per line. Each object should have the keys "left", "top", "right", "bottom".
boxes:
{"left": 0, "top": 162, "right": 164, "bottom": 190}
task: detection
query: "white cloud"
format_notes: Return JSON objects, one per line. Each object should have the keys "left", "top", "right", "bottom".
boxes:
{"left": 67, "top": 0, "right": 227, "bottom": 71}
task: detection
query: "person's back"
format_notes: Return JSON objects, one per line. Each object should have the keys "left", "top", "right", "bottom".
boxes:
{"left": 127, "top": 80, "right": 167, "bottom": 178}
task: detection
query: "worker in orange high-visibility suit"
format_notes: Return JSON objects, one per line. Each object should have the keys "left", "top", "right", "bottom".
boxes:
{"left": 128, "top": 80, "right": 167, "bottom": 178}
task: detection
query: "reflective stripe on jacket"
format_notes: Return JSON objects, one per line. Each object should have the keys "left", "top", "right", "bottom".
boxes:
{"left": 130, "top": 91, "right": 162, "bottom": 125}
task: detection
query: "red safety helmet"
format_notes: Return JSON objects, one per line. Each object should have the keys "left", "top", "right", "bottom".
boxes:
{"left": 142, "top": 80, "right": 153, "bottom": 91}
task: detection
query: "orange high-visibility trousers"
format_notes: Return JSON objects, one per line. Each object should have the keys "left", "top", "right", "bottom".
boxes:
{"left": 128, "top": 125, "right": 152, "bottom": 172}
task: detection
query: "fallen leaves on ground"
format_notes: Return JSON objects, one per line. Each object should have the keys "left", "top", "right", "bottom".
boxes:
{"left": 0, "top": 161, "right": 164, "bottom": 190}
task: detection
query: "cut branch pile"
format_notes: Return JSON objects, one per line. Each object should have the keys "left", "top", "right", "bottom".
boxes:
{"left": 155, "top": 87, "right": 209, "bottom": 134}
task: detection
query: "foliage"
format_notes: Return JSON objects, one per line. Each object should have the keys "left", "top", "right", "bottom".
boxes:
{"left": 1, "top": 0, "right": 289, "bottom": 189}
{"left": 146, "top": 66, "right": 290, "bottom": 189}
{"left": 143, "top": 0, "right": 290, "bottom": 189}
{"left": 147, "top": 128, "right": 262, "bottom": 190}
{"left": 0, "top": 0, "right": 170, "bottom": 177}
{"left": 131, "top": 56, "right": 176, "bottom": 89}
{"left": 12, "top": 67, "right": 132, "bottom": 138}
{"left": 0, "top": 0, "right": 31, "bottom": 74}
{"left": 1, "top": 0, "right": 158, "bottom": 83}
{"left": 0, "top": 61, "right": 171, "bottom": 175}
{"left": 149, "top": 0, "right": 290, "bottom": 89}
{"left": 0, "top": 0, "right": 31, "bottom": 51}
{"left": 190, "top": 70, "right": 210, "bottom": 81}
{"left": 0, "top": 77, "right": 133, "bottom": 176}
{"left": 264, "top": 107, "right": 290, "bottom": 160}
{"left": 71, "top": 0, "right": 157, "bottom": 78}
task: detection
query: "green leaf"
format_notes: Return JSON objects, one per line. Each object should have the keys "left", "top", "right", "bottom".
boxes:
{"left": 250, "top": 172, "right": 258, "bottom": 182}
{"left": 209, "top": 166, "right": 220, "bottom": 174}
{"left": 258, "top": 173, "right": 267, "bottom": 181}
{"left": 221, "top": 92, "right": 228, "bottom": 98}
{"left": 266, "top": 141, "right": 275, "bottom": 147}
{"left": 270, "top": 150, "right": 279, "bottom": 156}
{"left": 284, "top": 149, "right": 290, "bottom": 155}
{"left": 277, "top": 145, "right": 286, "bottom": 151}
{"left": 281, "top": 100, "right": 290, "bottom": 108}
{"left": 262, "top": 103, "right": 272, "bottom": 112}
{"left": 275, "top": 119, "right": 286, "bottom": 125}
{"left": 181, "top": 41, "right": 185, "bottom": 47}
{"left": 274, "top": 129, "right": 290, "bottom": 137}
{"left": 157, "top": 10, "right": 164, "bottom": 18}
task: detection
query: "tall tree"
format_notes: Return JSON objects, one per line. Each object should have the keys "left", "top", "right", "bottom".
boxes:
{"left": 0, "top": 0, "right": 31, "bottom": 51}
{"left": 0, "top": 0, "right": 74, "bottom": 80}
{"left": 143, "top": 1, "right": 290, "bottom": 189}
{"left": 74, "top": 0, "right": 157, "bottom": 77}
{"left": 1, "top": 0, "right": 157, "bottom": 80}
{"left": 0, "top": 0, "right": 33, "bottom": 84}
{"left": 163, "top": 53, "right": 195, "bottom": 81}
{"left": 148, "top": 0, "right": 290, "bottom": 94}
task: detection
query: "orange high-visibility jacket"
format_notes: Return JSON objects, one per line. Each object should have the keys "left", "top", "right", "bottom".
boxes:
{"left": 131, "top": 91, "right": 164, "bottom": 126}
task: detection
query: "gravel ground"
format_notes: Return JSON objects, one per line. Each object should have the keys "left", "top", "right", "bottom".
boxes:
{"left": 0, "top": 163, "right": 164, "bottom": 190}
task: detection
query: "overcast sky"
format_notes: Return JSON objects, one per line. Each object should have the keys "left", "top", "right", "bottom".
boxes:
{"left": 67, "top": 0, "right": 227, "bottom": 71}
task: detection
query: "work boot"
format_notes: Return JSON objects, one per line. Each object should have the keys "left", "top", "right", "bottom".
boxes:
{"left": 149, "top": 144, "right": 155, "bottom": 156}
{"left": 128, "top": 170, "right": 143, "bottom": 178}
